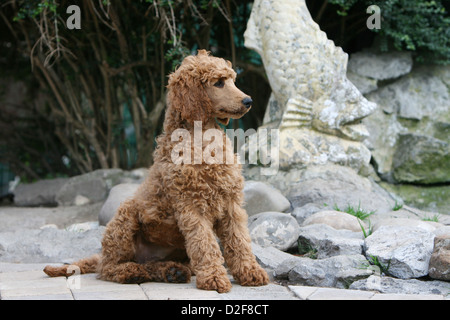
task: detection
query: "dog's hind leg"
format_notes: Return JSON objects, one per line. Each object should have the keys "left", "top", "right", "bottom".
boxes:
{"left": 99, "top": 199, "right": 191, "bottom": 284}
{"left": 98, "top": 199, "right": 152, "bottom": 284}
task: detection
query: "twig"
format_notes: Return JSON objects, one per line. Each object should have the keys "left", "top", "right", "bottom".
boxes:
{"left": 316, "top": 0, "right": 328, "bottom": 23}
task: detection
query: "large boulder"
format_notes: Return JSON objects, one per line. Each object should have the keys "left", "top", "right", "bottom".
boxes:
{"left": 56, "top": 169, "right": 124, "bottom": 206}
{"left": 248, "top": 211, "right": 300, "bottom": 251}
{"left": 0, "top": 203, "right": 102, "bottom": 232}
{"left": 286, "top": 164, "right": 396, "bottom": 215}
{"left": 302, "top": 210, "right": 365, "bottom": 232}
{"left": 274, "top": 254, "right": 370, "bottom": 288}
{"left": 347, "top": 50, "right": 413, "bottom": 81}
{"left": 362, "top": 64, "right": 450, "bottom": 185}
{"left": 243, "top": 181, "right": 291, "bottom": 216}
{"left": 350, "top": 276, "right": 450, "bottom": 296}
{"left": 297, "top": 224, "right": 364, "bottom": 259}
{"left": 364, "top": 226, "right": 435, "bottom": 279}
{"left": 0, "top": 226, "right": 104, "bottom": 263}
{"left": 14, "top": 178, "right": 69, "bottom": 207}
{"left": 392, "top": 133, "right": 450, "bottom": 184}
{"left": 251, "top": 243, "right": 297, "bottom": 274}
{"left": 98, "top": 183, "right": 140, "bottom": 226}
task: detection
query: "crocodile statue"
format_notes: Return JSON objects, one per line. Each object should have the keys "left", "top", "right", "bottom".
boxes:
{"left": 244, "top": 0, "right": 377, "bottom": 172}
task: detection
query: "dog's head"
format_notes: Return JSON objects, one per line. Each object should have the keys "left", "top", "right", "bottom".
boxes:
{"left": 167, "top": 50, "right": 252, "bottom": 126}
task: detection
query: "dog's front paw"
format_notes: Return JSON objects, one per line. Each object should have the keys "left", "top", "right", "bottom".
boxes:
{"left": 196, "top": 267, "right": 232, "bottom": 293}
{"left": 235, "top": 264, "right": 269, "bottom": 287}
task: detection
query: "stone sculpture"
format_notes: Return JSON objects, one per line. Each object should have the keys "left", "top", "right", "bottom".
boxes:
{"left": 244, "top": 0, "right": 377, "bottom": 173}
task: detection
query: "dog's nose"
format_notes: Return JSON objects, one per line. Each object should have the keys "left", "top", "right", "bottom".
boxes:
{"left": 242, "top": 97, "right": 253, "bottom": 109}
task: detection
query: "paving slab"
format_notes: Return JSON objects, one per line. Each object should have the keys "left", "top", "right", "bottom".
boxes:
{"left": 140, "top": 277, "right": 222, "bottom": 300}
{"left": 288, "top": 285, "right": 318, "bottom": 300}
{"left": 70, "top": 274, "right": 148, "bottom": 300}
{"left": 306, "top": 287, "right": 375, "bottom": 300}
{"left": 220, "top": 282, "right": 297, "bottom": 300}
{"left": 3, "top": 293, "right": 73, "bottom": 300}
{"left": 0, "top": 263, "right": 447, "bottom": 300}
{"left": 371, "top": 293, "right": 445, "bottom": 300}
{"left": 0, "top": 270, "right": 72, "bottom": 300}
{"left": 0, "top": 263, "right": 55, "bottom": 273}
{"left": 289, "top": 285, "right": 376, "bottom": 300}
{"left": 141, "top": 276, "right": 297, "bottom": 300}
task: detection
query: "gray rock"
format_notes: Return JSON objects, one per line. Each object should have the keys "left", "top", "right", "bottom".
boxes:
{"left": 350, "top": 275, "right": 450, "bottom": 296}
{"left": 291, "top": 203, "right": 324, "bottom": 225}
{"left": 14, "top": 178, "right": 68, "bottom": 207}
{"left": 119, "top": 168, "right": 148, "bottom": 184}
{"left": 291, "top": 203, "right": 323, "bottom": 225}
{"left": 369, "top": 205, "right": 439, "bottom": 222}
{"left": 364, "top": 226, "right": 435, "bottom": 279}
{"left": 302, "top": 210, "right": 365, "bottom": 232}
{"left": 286, "top": 164, "right": 396, "bottom": 215}
{"left": 251, "top": 243, "right": 297, "bottom": 274}
{"left": 362, "top": 106, "right": 406, "bottom": 179}
{"left": 0, "top": 203, "right": 102, "bottom": 232}
{"left": 389, "top": 66, "right": 449, "bottom": 121}
{"left": 98, "top": 183, "right": 140, "bottom": 226}
{"left": 392, "top": 133, "right": 450, "bottom": 184}
{"left": 348, "top": 50, "right": 413, "bottom": 81}
{"left": 363, "top": 64, "right": 450, "bottom": 185}
{"left": 0, "top": 227, "right": 104, "bottom": 263}
{"left": 274, "top": 254, "right": 371, "bottom": 288}
{"left": 65, "top": 221, "right": 99, "bottom": 233}
{"left": 244, "top": 181, "right": 291, "bottom": 216}
{"left": 297, "top": 224, "right": 364, "bottom": 259}
{"left": 248, "top": 212, "right": 300, "bottom": 251}
{"left": 372, "top": 217, "right": 443, "bottom": 233}
{"left": 428, "top": 235, "right": 450, "bottom": 281}
{"left": 56, "top": 169, "right": 124, "bottom": 207}
{"left": 347, "top": 71, "right": 378, "bottom": 95}
{"left": 434, "top": 226, "right": 450, "bottom": 237}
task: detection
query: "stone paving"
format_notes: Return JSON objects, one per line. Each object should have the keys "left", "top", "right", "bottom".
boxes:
{"left": 0, "top": 263, "right": 446, "bottom": 300}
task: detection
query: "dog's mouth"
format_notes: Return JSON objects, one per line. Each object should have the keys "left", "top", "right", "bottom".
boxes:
{"left": 217, "top": 117, "right": 230, "bottom": 125}
{"left": 216, "top": 107, "right": 250, "bottom": 125}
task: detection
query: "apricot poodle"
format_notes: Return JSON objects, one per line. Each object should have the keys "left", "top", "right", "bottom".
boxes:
{"left": 44, "top": 50, "right": 269, "bottom": 293}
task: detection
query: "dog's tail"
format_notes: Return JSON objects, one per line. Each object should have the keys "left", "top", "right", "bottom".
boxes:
{"left": 43, "top": 254, "right": 101, "bottom": 278}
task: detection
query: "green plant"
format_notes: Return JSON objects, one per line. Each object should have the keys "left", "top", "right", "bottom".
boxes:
{"left": 1, "top": 0, "right": 269, "bottom": 180}
{"left": 366, "top": 255, "right": 391, "bottom": 276}
{"left": 392, "top": 201, "right": 403, "bottom": 211}
{"left": 334, "top": 202, "right": 375, "bottom": 220}
{"left": 357, "top": 218, "right": 372, "bottom": 238}
{"left": 297, "top": 239, "right": 318, "bottom": 259}
{"left": 422, "top": 214, "right": 441, "bottom": 222}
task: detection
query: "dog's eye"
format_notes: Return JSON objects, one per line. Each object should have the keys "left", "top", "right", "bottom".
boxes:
{"left": 214, "top": 79, "right": 225, "bottom": 88}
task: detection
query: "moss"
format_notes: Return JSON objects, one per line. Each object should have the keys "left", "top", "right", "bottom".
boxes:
{"left": 380, "top": 182, "right": 450, "bottom": 213}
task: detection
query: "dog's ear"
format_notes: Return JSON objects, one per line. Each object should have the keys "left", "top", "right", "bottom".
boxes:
{"left": 167, "top": 69, "right": 212, "bottom": 125}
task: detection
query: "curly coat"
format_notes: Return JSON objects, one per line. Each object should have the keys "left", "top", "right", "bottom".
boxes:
{"left": 44, "top": 50, "right": 269, "bottom": 293}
